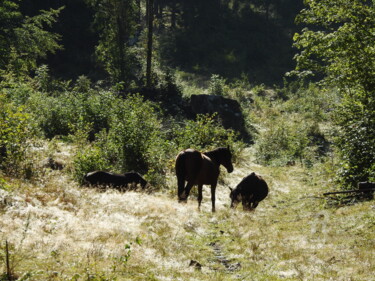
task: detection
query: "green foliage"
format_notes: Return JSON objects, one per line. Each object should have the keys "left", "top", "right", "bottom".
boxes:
{"left": 0, "top": 93, "right": 33, "bottom": 176}
{"left": 0, "top": 177, "right": 10, "bottom": 191}
{"left": 174, "top": 113, "right": 240, "bottom": 157}
{"left": 255, "top": 116, "right": 320, "bottom": 166}
{"left": 108, "top": 94, "right": 167, "bottom": 175}
{"left": 73, "top": 145, "right": 109, "bottom": 185}
{"left": 28, "top": 93, "right": 72, "bottom": 138}
{"left": 0, "top": 72, "right": 35, "bottom": 106}
{"left": 27, "top": 73, "right": 114, "bottom": 139}
{"left": 293, "top": 0, "right": 375, "bottom": 93}
{"left": 86, "top": 0, "right": 139, "bottom": 83}
{"left": 0, "top": 1, "right": 62, "bottom": 76}
{"left": 335, "top": 92, "right": 375, "bottom": 187}
{"left": 72, "top": 94, "right": 169, "bottom": 186}
{"left": 208, "top": 74, "right": 227, "bottom": 96}
{"left": 292, "top": 0, "right": 375, "bottom": 187}
{"left": 0, "top": 0, "right": 22, "bottom": 71}
{"left": 249, "top": 82, "right": 335, "bottom": 167}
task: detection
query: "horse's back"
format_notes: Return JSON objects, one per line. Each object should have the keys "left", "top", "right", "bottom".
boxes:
{"left": 175, "top": 149, "right": 203, "bottom": 182}
{"left": 195, "top": 154, "right": 220, "bottom": 184}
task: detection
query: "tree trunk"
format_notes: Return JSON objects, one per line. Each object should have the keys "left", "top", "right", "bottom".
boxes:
{"left": 137, "top": 0, "right": 141, "bottom": 24}
{"left": 171, "top": 1, "right": 176, "bottom": 29}
{"left": 116, "top": 13, "right": 126, "bottom": 82}
{"left": 146, "top": 0, "right": 154, "bottom": 88}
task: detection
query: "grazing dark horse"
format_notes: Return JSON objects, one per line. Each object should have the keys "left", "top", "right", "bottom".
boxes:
{"left": 230, "top": 172, "right": 269, "bottom": 211}
{"left": 84, "top": 171, "right": 148, "bottom": 189}
{"left": 175, "top": 147, "right": 234, "bottom": 212}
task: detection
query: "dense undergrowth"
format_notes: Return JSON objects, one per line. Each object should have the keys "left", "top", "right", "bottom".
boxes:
{"left": 1, "top": 67, "right": 340, "bottom": 187}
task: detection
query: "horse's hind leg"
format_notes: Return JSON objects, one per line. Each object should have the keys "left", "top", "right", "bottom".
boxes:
{"left": 210, "top": 183, "right": 217, "bottom": 212}
{"left": 177, "top": 176, "right": 186, "bottom": 201}
{"left": 197, "top": 184, "right": 203, "bottom": 211}
{"left": 180, "top": 181, "right": 194, "bottom": 201}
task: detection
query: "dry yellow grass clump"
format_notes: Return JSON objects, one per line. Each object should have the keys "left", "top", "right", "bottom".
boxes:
{"left": 0, "top": 148, "right": 374, "bottom": 281}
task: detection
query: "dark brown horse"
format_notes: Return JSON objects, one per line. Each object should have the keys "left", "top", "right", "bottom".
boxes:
{"left": 175, "top": 147, "right": 234, "bottom": 212}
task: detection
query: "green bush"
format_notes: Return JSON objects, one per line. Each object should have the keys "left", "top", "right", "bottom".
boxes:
{"left": 208, "top": 74, "right": 227, "bottom": 96}
{"left": 72, "top": 94, "right": 169, "bottom": 187}
{"left": 28, "top": 92, "right": 72, "bottom": 138}
{"left": 247, "top": 82, "right": 335, "bottom": 167}
{"left": 108, "top": 94, "right": 168, "bottom": 174}
{"left": 292, "top": 0, "right": 375, "bottom": 188}
{"left": 335, "top": 94, "right": 375, "bottom": 188}
{"left": 173, "top": 113, "right": 242, "bottom": 161}
{"left": 27, "top": 79, "right": 115, "bottom": 139}
{"left": 254, "top": 113, "right": 328, "bottom": 167}
{"left": 0, "top": 93, "right": 34, "bottom": 176}
{"left": 73, "top": 144, "right": 110, "bottom": 185}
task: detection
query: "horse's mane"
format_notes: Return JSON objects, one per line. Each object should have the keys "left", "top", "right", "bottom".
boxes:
{"left": 203, "top": 147, "right": 229, "bottom": 156}
{"left": 203, "top": 147, "right": 230, "bottom": 165}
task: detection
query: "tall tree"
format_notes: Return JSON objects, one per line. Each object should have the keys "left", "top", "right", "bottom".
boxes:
{"left": 146, "top": 0, "right": 154, "bottom": 87}
{"left": 292, "top": 0, "right": 375, "bottom": 187}
{"left": 0, "top": 0, "right": 62, "bottom": 76}
{"left": 87, "top": 0, "right": 138, "bottom": 83}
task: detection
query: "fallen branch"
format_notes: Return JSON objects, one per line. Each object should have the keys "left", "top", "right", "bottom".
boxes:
{"left": 323, "top": 188, "right": 375, "bottom": 196}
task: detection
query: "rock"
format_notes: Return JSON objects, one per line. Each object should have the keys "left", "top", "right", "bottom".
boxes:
{"left": 190, "top": 94, "right": 249, "bottom": 140}
{"left": 189, "top": 260, "right": 202, "bottom": 271}
{"left": 45, "top": 157, "right": 65, "bottom": 170}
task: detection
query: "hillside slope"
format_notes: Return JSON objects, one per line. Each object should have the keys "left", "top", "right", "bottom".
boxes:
{"left": 0, "top": 148, "right": 374, "bottom": 281}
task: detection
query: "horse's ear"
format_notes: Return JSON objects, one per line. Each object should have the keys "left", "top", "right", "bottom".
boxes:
{"left": 228, "top": 186, "right": 233, "bottom": 192}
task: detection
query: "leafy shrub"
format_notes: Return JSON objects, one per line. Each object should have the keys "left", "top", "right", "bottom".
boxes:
{"left": 255, "top": 117, "right": 307, "bottom": 166}
{"left": 208, "top": 74, "right": 227, "bottom": 96}
{"left": 254, "top": 113, "right": 329, "bottom": 167}
{"left": 108, "top": 94, "right": 167, "bottom": 174}
{"left": 247, "top": 82, "right": 335, "bottom": 167}
{"left": 0, "top": 93, "right": 34, "bottom": 176}
{"left": 73, "top": 94, "right": 169, "bottom": 187}
{"left": 27, "top": 82, "right": 115, "bottom": 139}
{"left": 335, "top": 93, "right": 375, "bottom": 188}
{"left": 173, "top": 113, "right": 243, "bottom": 161}
{"left": 73, "top": 144, "right": 110, "bottom": 185}
{"left": 28, "top": 93, "right": 72, "bottom": 138}
{"left": 292, "top": 0, "right": 375, "bottom": 188}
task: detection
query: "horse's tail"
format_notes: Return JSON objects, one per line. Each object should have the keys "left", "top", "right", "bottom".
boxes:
{"left": 175, "top": 152, "right": 186, "bottom": 199}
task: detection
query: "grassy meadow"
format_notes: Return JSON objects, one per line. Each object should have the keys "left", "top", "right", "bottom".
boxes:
{"left": 1, "top": 144, "right": 374, "bottom": 281}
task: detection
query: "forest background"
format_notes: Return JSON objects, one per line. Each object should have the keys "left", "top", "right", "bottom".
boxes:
{"left": 1, "top": 0, "right": 373, "bottom": 187}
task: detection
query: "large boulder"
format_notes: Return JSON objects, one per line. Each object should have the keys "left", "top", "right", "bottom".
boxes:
{"left": 190, "top": 94, "right": 248, "bottom": 139}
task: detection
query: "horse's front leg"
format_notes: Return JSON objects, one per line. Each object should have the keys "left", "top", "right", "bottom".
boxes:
{"left": 197, "top": 184, "right": 203, "bottom": 211}
{"left": 210, "top": 183, "right": 217, "bottom": 212}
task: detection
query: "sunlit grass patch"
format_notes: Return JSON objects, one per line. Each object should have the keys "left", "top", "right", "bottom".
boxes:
{"left": 0, "top": 141, "right": 374, "bottom": 280}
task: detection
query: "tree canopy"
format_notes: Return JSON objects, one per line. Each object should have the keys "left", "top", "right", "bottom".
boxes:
{"left": 3, "top": 0, "right": 304, "bottom": 85}
{"left": 0, "top": 0, "right": 62, "bottom": 76}
{"left": 293, "top": 0, "right": 375, "bottom": 187}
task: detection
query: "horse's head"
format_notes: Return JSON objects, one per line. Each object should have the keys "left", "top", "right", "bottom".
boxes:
{"left": 229, "top": 187, "right": 240, "bottom": 208}
{"left": 220, "top": 146, "right": 234, "bottom": 173}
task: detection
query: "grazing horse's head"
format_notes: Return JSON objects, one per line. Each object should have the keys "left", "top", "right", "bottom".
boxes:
{"left": 229, "top": 187, "right": 241, "bottom": 208}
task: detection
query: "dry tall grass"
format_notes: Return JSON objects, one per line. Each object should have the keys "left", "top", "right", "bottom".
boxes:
{"left": 0, "top": 148, "right": 374, "bottom": 281}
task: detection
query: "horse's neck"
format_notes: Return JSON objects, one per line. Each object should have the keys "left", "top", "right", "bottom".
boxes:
{"left": 204, "top": 151, "right": 221, "bottom": 167}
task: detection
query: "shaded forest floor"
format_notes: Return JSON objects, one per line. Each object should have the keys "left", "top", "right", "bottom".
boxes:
{"left": 0, "top": 147, "right": 374, "bottom": 281}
